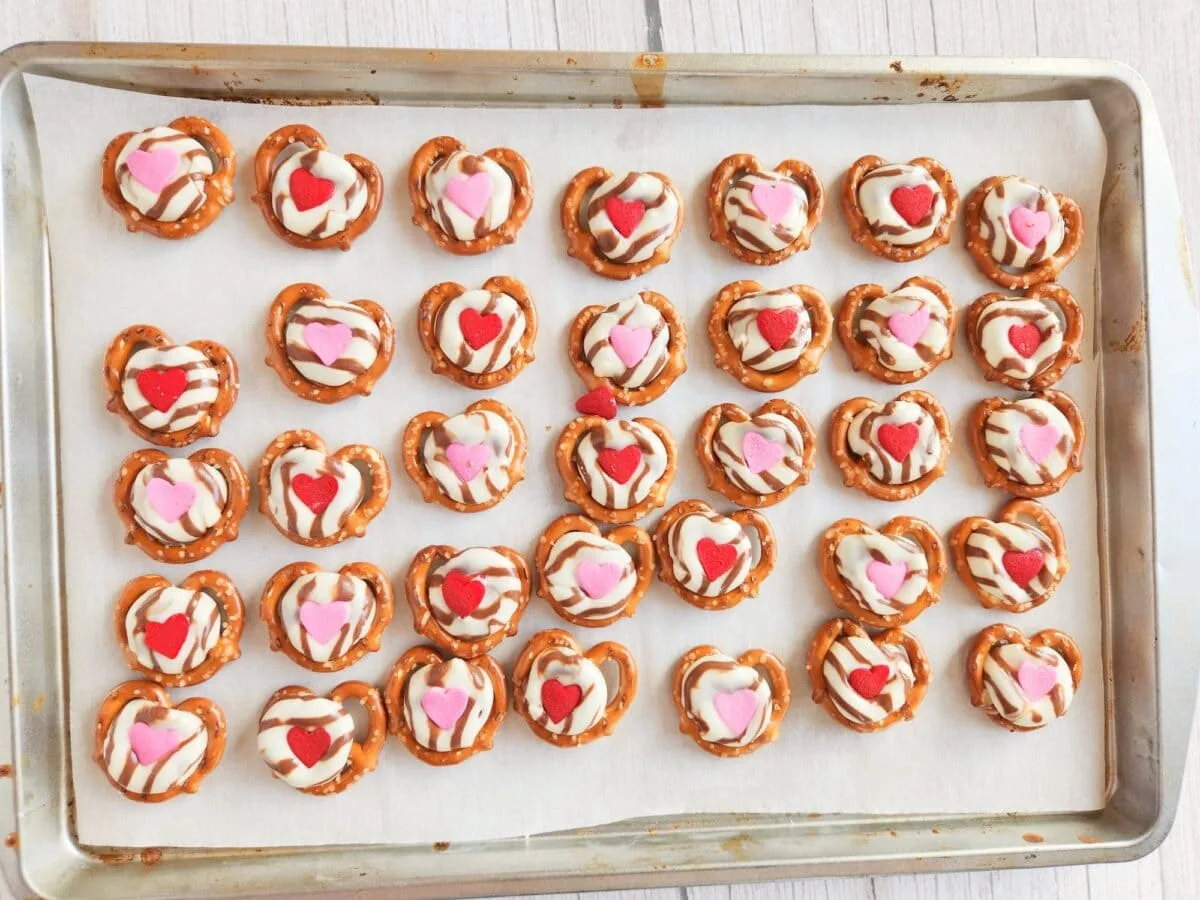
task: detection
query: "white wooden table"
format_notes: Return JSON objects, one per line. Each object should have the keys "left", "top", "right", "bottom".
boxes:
{"left": 2, "top": 2, "right": 1197, "bottom": 898}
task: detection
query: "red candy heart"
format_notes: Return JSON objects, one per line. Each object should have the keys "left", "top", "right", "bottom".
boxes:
{"left": 848, "top": 664, "right": 891, "bottom": 699}
{"left": 143, "top": 613, "right": 189, "bottom": 659}
{"left": 696, "top": 537, "right": 738, "bottom": 580}
{"left": 289, "top": 168, "right": 335, "bottom": 212}
{"left": 878, "top": 423, "right": 919, "bottom": 461}
{"left": 291, "top": 474, "right": 338, "bottom": 514}
{"left": 604, "top": 197, "right": 646, "bottom": 238}
{"left": 755, "top": 308, "right": 799, "bottom": 351}
{"left": 286, "top": 726, "right": 331, "bottom": 768}
{"left": 442, "top": 571, "right": 485, "bottom": 617}
{"left": 459, "top": 308, "right": 504, "bottom": 350}
{"left": 597, "top": 446, "right": 642, "bottom": 484}
{"left": 575, "top": 386, "right": 617, "bottom": 419}
{"left": 1008, "top": 324, "right": 1042, "bottom": 359}
{"left": 135, "top": 368, "right": 188, "bottom": 413}
{"left": 540, "top": 679, "right": 583, "bottom": 723}
{"left": 1002, "top": 549, "right": 1045, "bottom": 588}
{"left": 889, "top": 184, "right": 934, "bottom": 226}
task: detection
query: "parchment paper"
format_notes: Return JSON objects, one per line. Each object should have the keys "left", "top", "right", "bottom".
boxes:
{"left": 25, "top": 75, "right": 1106, "bottom": 848}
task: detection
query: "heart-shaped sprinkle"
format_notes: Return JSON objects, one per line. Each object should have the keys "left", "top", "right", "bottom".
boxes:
{"left": 421, "top": 686, "right": 469, "bottom": 730}
{"left": 866, "top": 560, "right": 907, "bottom": 599}
{"left": 1002, "top": 549, "right": 1045, "bottom": 588}
{"left": 445, "top": 441, "right": 493, "bottom": 482}
{"left": 1019, "top": 423, "right": 1061, "bottom": 464}
{"left": 135, "top": 368, "right": 188, "bottom": 413}
{"left": 604, "top": 196, "right": 645, "bottom": 238}
{"left": 444, "top": 171, "right": 494, "bottom": 219}
{"left": 848, "top": 664, "right": 891, "bottom": 699}
{"left": 126, "top": 147, "right": 180, "bottom": 193}
{"left": 608, "top": 324, "right": 653, "bottom": 369}
{"left": 1009, "top": 207, "right": 1052, "bottom": 248}
{"left": 576, "top": 560, "right": 623, "bottom": 599}
{"left": 129, "top": 721, "right": 181, "bottom": 765}
{"left": 1017, "top": 660, "right": 1059, "bottom": 701}
{"left": 286, "top": 726, "right": 331, "bottom": 768}
{"left": 143, "top": 614, "right": 190, "bottom": 659}
{"left": 712, "top": 688, "right": 759, "bottom": 736}
{"left": 741, "top": 432, "right": 784, "bottom": 474}
{"left": 750, "top": 181, "right": 796, "bottom": 224}
{"left": 575, "top": 386, "right": 617, "bottom": 419}
{"left": 597, "top": 445, "right": 642, "bottom": 484}
{"left": 442, "top": 571, "right": 485, "bottom": 617}
{"left": 292, "top": 473, "right": 338, "bottom": 514}
{"left": 302, "top": 322, "right": 352, "bottom": 366}
{"left": 878, "top": 422, "right": 919, "bottom": 461}
{"left": 1008, "top": 323, "right": 1042, "bottom": 358}
{"left": 696, "top": 537, "right": 738, "bottom": 580}
{"left": 755, "top": 308, "right": 799, "bottom": 351}
{"left": 298, "top": 600, "right": 349, "bottom": 644}
{"left": 541, "top": 679, "right": 583, "bottom": 723}
{"left": 887, "top": 308, "right": 931, "bottom": 347}
{"left": 889, "top": 184, "right": 935, "bottom": 226}
{"left": 459, "top": 308, "right": 504, "bottom": 349}
{"left": 146, "top": 478, "right": 196, "bottom": 523}
{"left": 289, "top": 168, "right": 335, "bottom": 212}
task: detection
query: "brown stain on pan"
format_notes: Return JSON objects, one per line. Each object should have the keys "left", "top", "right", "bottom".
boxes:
{"left": 96, "top": 850, "right": 136, "bottom": 865}
{"left": 141, "top": 848, "right": 162, "bottom": 866}
{"left": 433, "top": 841, "right": 450, "bottom": 852}
{"left": 1078, "top": 834, "right": 1102, "bottom": 844}
{"left": 719, "top": 834, "right": 752, "bottom": 860}
{"left": 3, "top": 832, "right": 15, "bottom": 850}
{"left": 1022, "top": 832, "right": 1045, "bottom": 843}
{"left": 0, "top": 764, "right": 11, "bottom": 778}
{"left": 1109, "top": 307, "right": 1146, "bottom": 353}
{"left": 632, "top": 53, "right": 667, "bottom": 108}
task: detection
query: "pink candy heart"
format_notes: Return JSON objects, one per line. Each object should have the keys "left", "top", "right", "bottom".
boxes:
{"left": 1017, "top": 661, "right": 1059, "bottom": 701}
{"left": 1009, "top": 207, "right": 1052, "bottom": 248}
{"left": 444, "top": 172, "right": 493, "bottom": 219}
{"left": 445, "top": 442, "right": 493, "bottom": 481}
{"left": 303, "top": 322, "right": 352, "bottom": 366}
{"left": 125, "top": 147, "right": 180, "bottom": 193}
{"left": 741, "top": 432, "right": 784, "bottom": 474}
{"left": 129, "top": 721, "right": 181, "bottom": 766}
{"left": 421, "top": 687, "right": 469, "bottom": 730}
{"left": 575, "top": 560, "right": 623, "bottom": 599}
{"left": 298, "top": 600, "right": 350, "bottom": 644}
{"left": 750, "top": 181, "right": 796, "bottom": 224}
{"left": 712, "top": 688, "right": 759, "bottom": 737}
{"left": 866, "top": 560, "right": 908, "bottom": 600}
{"left": 1019, "top": 423, "right": 1060, "bottom": 464}
{"left": 145, "top": 478, "right": 196, "bottom": 523}
{"left": 886, "top": 307, "right": 931, "bottom": 347}
{"left": 608, "top": 325, "right": 653, "bottom": 368}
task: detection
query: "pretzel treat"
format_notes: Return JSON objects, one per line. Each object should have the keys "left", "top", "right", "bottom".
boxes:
{"left": 94, "top": 680, "right": 226, "bottom": 803}
{"left": 653, "top": 499, "right": 776, "bottom": 611}
{"left": 103, "top": 324, "right": 238, "bottom": 447}
{"left": 806, "top": 618, "right": 931, "bottom": 733}
{"left": 257, "top": 682, "right": 386, "bottom": 795}
{"left": 842, "top": 155, "right": 958, "bottom": 261}
{"left": 965, "top": 284, "right": 1083, "bottom": 391}
{"left": 534, "top": 514, "right": 654, "bottom": 627}
{"left": 707, "top": 153, "right": 824, "bottom": 265}
{"left": 258, "top": 430, "right": 390, "bottom": 547}
{"left": 114, "top": 571, "right": 244, "bottom": 687}
{"left": 405, "top": 544, "right": 531, "bottom": 657}
{"left": 264, "top": 282, "right": 395, "bottom": 403}
{"left": 114, "top": 447, "right": 249, "bottom": 563}
{"left": 672, "top": 645, "right": 790, "bottom": 758}
{"left": 384, "top": 647, "right": 507, "bottom": 766}
{"left": 966, "top": 624, "right": 1083, "bottom": 732}
{"left": 511, "top": 629, "right": 637, "bottom": 747}
{"left": 408, "top": 135, "right": 533, "bottom": 255}
{"left": 829, "top": 390, "right": 951, "bottom": 501}
{"left": 965, "top": 175, "right": 1084, "bottom": 289}
{"left": 555, "top": 415, "right": 676, "bottom": 524}
{"left": 951, "top": 499, "right": 1068, "bottom": 613}
{"left": 100, "top": 116, "right": 235, "bottom": 240}
{"left": 401, "top": 399, "right": 527, "bottom": 513}
{"left": 836, "top": 276, "right": 956, "bottom": 384}
{"left": 819, "top": 517, "right": 946, "bottom": 628}
{"left": 707, "top": 280, "right": 832, "bottom": 392}
{"left": 560, "top": 166, "right": 684, "bottom": 279}
{"left": 260, "top": 561, "right": 393, "bottom": 672}
{"left": 695, "top": 399, "right": 816, "bottom": 508}
{"left": 252, "top": 124, "right": 383, "bottom": 251}
{"left": 969, "top": 390, "right": 1085, "bottom": 497}
{"left": 418, "top": 276, "right": 537, "bottom": 389}
{"left": 567, "top": 291, "right": 687, "bottom": 406}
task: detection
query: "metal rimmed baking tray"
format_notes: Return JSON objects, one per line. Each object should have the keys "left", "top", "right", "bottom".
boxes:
{"left": 0, "top": 42, "right": 1198, "bottom": 899}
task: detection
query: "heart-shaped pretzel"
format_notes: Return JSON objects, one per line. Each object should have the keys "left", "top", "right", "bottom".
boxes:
{"left": 401, "top": 399, "right": 527, "bottom": 513}
{"left": 510, "top": 629, "right": 638, "bottom": 748}
{"left": 418, "top": 276, "right": 537, "bottom": 389}
{"left": 405, "top": 544, "right": 531, "bottom": 657}
{"left": 534, "top": 513, "right": 654, "bottom": 627}
{"left": 836, "top": 276, "right": 957, "bottom": 384}
{"left": 653, "top": 499, "right": 776, "bottom": 611}
{"left": 819, "top": 517, "right": 946, "bottom": 627}
{"left": 806, "top": 618, "right": 931, "bottom": 733}
{"left": 951, "top": 499, "right": 1068, "bottom": 613}
{"left": 103, "top": 324, "right": 239, "bottom": 447}
{"left": 966, "top": 623, "right": 1083, "bottom": 732}
{"left": 114, "top": 447, "right": 249, "bottom": 563}
{"left": 257, "top": 429, "right": 390, "bottom": 547}
{"left": 260, "top": 561, "right": 393, "bottom": 672}
{"left": 407, "top": 135, "right": 533, "bottom": 255}
{"left": 257, "top": 681, "right": 386, "bottom": 795}
{"left": 94, "top": 680, "right": 226, "bottom": 803}
{"left": 708, "top": 280, "right": 832, "bottom": 393}
{"left": 114, "top": 570, "right": 244, "bottom": 687}
{"left": 707, "top": 153, "right": 824, "bottom": 265}
{"left": 672, "top": 645, "right": 791, "bottom": 758}
{"left": 264, "top": 282, "right": 395, "bottom": 403}
{"left": 695, "top": 399, "right": 816, "bottom": 508}
{"left": 100, "top": 115, "right": 235, "bottom": 240}
{"left": 842, "top": 155, "right": 959, "bottom": 262}
{"left": 969, "top": 389, "right": 1085, "bottom": 498}
{"left": 965, "top": 284, "right": 1083, "bottom": 391}
{"left": 384, "top": 647, "right": 508, "bottom": 766}
{"left": 252, "top": 124, "right": 383, "bottom": 251}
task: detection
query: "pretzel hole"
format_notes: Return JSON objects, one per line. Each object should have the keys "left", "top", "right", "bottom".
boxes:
{"left": 742, "top": 522, "right": 766, "bottom": 567}
{"left": 599, "top": 658, "right": 622, "bottom": 704}
{"left": 342, "top": 694, "right": 374, "bottom": 745}
{"left": 348, "top": 460, "right": 377, "bottom": 501}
